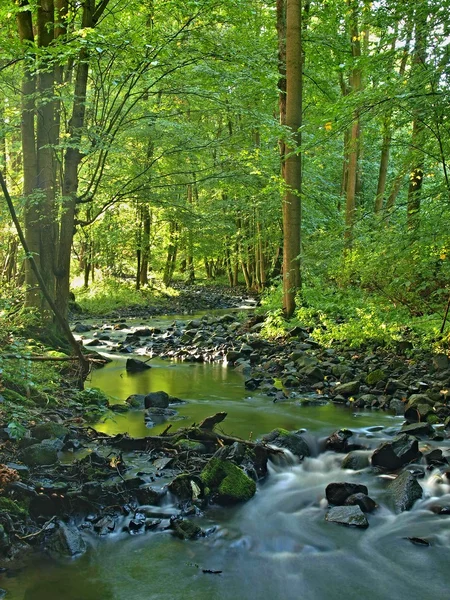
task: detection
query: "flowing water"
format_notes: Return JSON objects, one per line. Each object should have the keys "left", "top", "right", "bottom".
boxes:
{"left": 3, "top": 337, "right": 450, "bottom": 599}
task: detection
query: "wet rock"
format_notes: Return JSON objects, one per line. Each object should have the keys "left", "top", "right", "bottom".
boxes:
{"left": 144, "top": 391, "right": 169, "bottom": 408}
{"left": 32, "top": 423, "right": 68, "bottom": 441}
{"left": 345, "top": 493, "right": 377, "bottom": 513}
{"left": 325, "top": 505, "right": 369, "bottom": 528}
{"left": 244, "top": 378, "right": 262, "bottom": 390}
{"left": 94, "top": 515, "right": 116, "bottom": 535}
{"left": 126, "top": 358, "right": 151, "bottom": 372}
{"left": 389, "top": 398, "right": 405, "bottom": 416}
{"left": 133, "top": 328, "right": 152, "bottom": 336}
{"left": 168, "top": 474, "right": 205, "bottom": 501}
{"left": 47, "top": 522, "right": 87, "bottom": 558}
{"left": 388, "top": 470, "right": 423, "bottom": 512}
{"left": 170, "top": 518, "right": 204, "bottom": 540}
{"left": 400, "top": 422, "right": 435, "bottom": 438}
{"left": 226, "top": 350, "right": 241, "bottom": 363}
{"left": 371, "top": 434, "right": 421, "bottom": 471}
{"left": 20, "top": 442, "right": 58, "bottom": 466}
{"left": 325, "top": 482, "right": 368, "bottom": 506}
{"left": 201, "top": 457, "right": 256, "bottom": 505}
{"left": 341, "top": 451, "right": 371, "bottom": 471}
{"left": 404, "top": 403, "right": 433, "bottom": 423}
{"left": 423, "top": 449, "right": 447, "bottom": 467}
{"left": 135, "top": 485, "right": 164, "bottom": 505}
{"left": 72, "top": 322, "right": 91, "bottom": 333}
{"left": 262, "top": 428, "right": 310, "bottom": 459}
{"left": 325, "top": 429, "right": 353, "bottom": 453}
{"left": 334, "top": 381, "right": 360, "bottom": 396}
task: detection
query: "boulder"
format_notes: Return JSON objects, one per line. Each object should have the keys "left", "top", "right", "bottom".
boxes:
{"left": 32, "top": 423, "right": 68, "bottom": 441}
{"left": 47, "top": 522, "right": 87, "bottom": 558}
{"left": 20, "top": 442, "right": 58, "bottom": 466}
{"left": 262, "top": 428, "right": 310, "bottom": 459}
{"left": 299, "top": 366, "right": 325, "bottom": 383}
{"left": 344, "top": 493, "right": 377, "bottom": 513}
{"left": 325, "top": 429, "right": 353, "bottom": 453}
{"left": 126, "top": 358, "right": 151, "bottom": 372}
{"left": 334, "top": 381, "right": 360, "bottom": 396}
{"left": 388, "top": 470, "right": 423, "bottom": 512}
{"left": 325, "top": 505, "right": 369, "bottom": 528}
{"left": 341, "top": 451, "right": 371, "bottom": 471}
{"left": 432, "top": 354, "right": 450, "bottom": 372}
{"left": 400, "top": 422, "right": 435, "bottom": 438}
{"left": 371, "top": 434, "right": 421, "bottom": 471}
{"left": 326, "top": 482, "right": 368, "bottom": 506}
{"left": 201, "top": 458, "right": 256, "bottom": 505}
{"left": 170, "top": 518, "right": 204, "bottom": 540}
{"left": 144, "top": 391, "right": 170, "bottom": 409}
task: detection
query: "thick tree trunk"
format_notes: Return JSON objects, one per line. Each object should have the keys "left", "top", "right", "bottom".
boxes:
{"left": 16, "top": 1, "right": 39, "bottom": 307}
{"left": 282, "top": 0, "right": 302, "bottom": 317}
{"left": 55, "top": 0, "right": 99, "bottom": 318}
{"left": 36, "top": 0, "right": 58, "bottom": 317}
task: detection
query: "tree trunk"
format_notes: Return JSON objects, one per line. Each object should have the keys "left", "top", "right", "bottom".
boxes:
{"left": 16, "top": 1, "right": 39, "bottom": 308}
{"left": 282, "top": 0, "right": 302, "bottom": 317}
{"left": 344, "top": 0, "right": 361, "bottom": 248}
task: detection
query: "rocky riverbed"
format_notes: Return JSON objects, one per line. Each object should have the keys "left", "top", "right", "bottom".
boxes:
{"left": 1, "top": 286, "right": 450, "bottom": 596}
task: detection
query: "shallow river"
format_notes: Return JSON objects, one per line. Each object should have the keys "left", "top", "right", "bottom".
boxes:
{"left": 3, "top": 339, "right": 450, "bottom": 600}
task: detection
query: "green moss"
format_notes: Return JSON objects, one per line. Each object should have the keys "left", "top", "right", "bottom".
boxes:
{"left": 0, "top": 497, "right": 28, "bottom": 517}
{"left": 366, "top": 369, "right": 386, "bottom": 386}
{"left": 201, "top": 458, "right": 256, "bottom": 505}
{"left": 174, "top": 439, "right": 207, "bottom": 453}
{"left": 76, "top": 387, "right": 109, "bottom": 407}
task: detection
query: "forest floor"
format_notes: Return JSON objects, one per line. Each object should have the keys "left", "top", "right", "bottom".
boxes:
{"left": 1, "top": 284, "right": 449, "bottom": 574}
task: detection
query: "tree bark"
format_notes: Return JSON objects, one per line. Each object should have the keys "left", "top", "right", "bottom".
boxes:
{"left": 282, "top": 0, "right": 302, "bottom": 317}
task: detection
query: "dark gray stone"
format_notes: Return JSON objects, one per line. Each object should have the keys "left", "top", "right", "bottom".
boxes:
{"left": 325, "top": 505, "right": 369, "bottom": 528}
{"left": 48, "top": 522, "right": 87, "bottom": 557}
{"left": 388, "top": 470, "right": 423, "bottom": 512}
{"left": 144, "top": 391, "right": 170, "bottom": 409}
{"left": 341, "top": 450, "right": 371, "bottom": 471}
{"left": 400, "top": 422, "right": 435, "bottom": 437}
{"left": 126, "top": 358, "right": 151, "bottom": 372}
{"left": 371, "top": 434, "right": 421, "bottom": 471}
{"left": 326, "top": 482, "right": 368, "bottom": 505}
{"left": 345, "top": 493, "right": 377, "bottom": 513}
{"left": 334, "top": 381, "right": 360, "bottom": 396}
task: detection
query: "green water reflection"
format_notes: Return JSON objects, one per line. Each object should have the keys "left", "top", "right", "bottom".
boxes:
{"left": 90, "top": 356, "right": 399, "bottom": 439}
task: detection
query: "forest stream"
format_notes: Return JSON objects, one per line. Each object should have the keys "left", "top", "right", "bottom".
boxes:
{"left": 2, "top": 310, "right": 450, "bottom": 600}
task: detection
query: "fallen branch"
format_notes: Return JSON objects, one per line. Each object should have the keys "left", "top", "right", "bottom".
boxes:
{"left": 15, "top": 515, "right": 57, "bottom": 540}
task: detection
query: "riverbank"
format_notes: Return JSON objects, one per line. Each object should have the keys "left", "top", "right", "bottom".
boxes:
{"left": 1, "top": 285, "right": 450, "bottom": 598}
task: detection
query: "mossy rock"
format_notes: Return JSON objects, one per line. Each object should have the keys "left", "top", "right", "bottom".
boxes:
{"left": 20, "top": 443, "right": 58, "bottom": 466}
{"left": 201, "top": 458, "right": 256, "bottom": 505}
{"left": 0, "top": 497, "right": 28, "bottom": 517}
{"left": 175, "top": 439, "right": 208, "bottom": 453}
{"left": 168, "top": 474, "right": 204, "bottom": 501}
{"left": 2, "top": 389, "right": 34, "bottom": 406}
{"left": 170, "top": 518, "right": 203, "bottom": 540}
{"left": 366, "top": 369, "right": 386, "bottom": 386}
{"left": 33, "top": 422, "right": 68, "bottom": 441}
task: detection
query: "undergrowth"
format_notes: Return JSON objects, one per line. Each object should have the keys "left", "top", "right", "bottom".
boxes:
{"left": 73, "top": 278, "right": 179, "bottom": 315}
